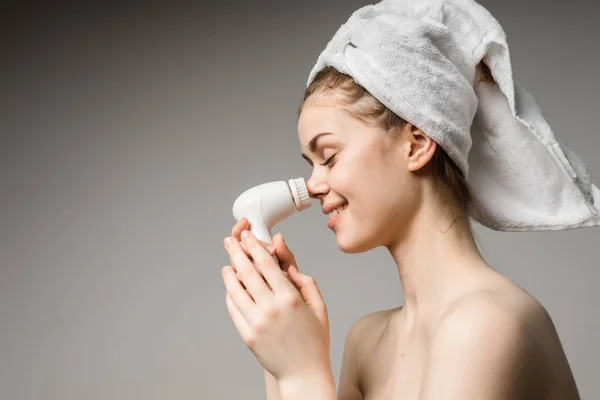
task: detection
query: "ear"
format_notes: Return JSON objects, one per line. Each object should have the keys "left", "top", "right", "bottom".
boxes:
{"left": 403, "top": 123, "right": 437, "bottom": 172}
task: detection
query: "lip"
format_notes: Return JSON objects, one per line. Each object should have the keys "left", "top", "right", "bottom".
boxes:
{"left": 327, "top": 207, "right": 346, "bottom": 229}
{"left": 322, "top": 201, "right": 348, "bottom": 215}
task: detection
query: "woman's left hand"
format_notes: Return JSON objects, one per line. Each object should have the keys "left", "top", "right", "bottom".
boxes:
{"left": 221, "top": 230, "right": 332, "bottom": 384}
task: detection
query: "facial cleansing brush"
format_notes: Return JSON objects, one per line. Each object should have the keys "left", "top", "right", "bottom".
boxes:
{"left": 232, "top": 178, "right": 312, "bottom": 245}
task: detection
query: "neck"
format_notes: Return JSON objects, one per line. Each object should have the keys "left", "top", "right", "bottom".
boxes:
{"left": 385, "top": 201, "right": 488, "bottom": 330}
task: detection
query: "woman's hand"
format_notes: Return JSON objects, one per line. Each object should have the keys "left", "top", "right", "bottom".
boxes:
{"left": 221, "top": 225, "right": 331, "bottom": 384}
{"left": 230, "top": 217, "right": 293, "bottom": 284}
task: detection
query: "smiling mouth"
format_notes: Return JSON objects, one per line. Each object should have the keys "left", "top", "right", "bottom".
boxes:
{"left": 327, "top": 203, "right": 348, "bottom": 218}
{"left": 327, "top": 204, "right": 347, "bottom": 229}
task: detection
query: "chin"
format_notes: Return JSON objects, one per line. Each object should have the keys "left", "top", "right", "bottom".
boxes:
{"left": 335, "top": 230, "right": 378, "bottom": 254}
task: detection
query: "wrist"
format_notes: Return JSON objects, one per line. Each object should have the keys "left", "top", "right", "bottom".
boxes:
{"left": 277, "top": 368, "right": 336, "bottom": 400}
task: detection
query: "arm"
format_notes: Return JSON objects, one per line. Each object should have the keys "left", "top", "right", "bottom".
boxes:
{"left": 418, "top": 294, "right": 532, "bottom": 400}
{"left": 265, "top": 369, "right": 283, "bottom": 400}
{"left": 337, "top": 317, "right": 365, "bottom": 400}
{"left": 275, "top": 314, "right": 369, "bottom": 400}
{"left": 277, "top": 369, "right": 337, "bottom": 400}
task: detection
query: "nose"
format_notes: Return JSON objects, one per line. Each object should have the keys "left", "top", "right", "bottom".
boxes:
{"left": 306, "top": 171, "right": 329, "bottom": 199}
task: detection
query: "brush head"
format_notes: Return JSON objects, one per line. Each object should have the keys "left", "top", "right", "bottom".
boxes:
{"left": 288, "top": 177, "right": 311, "bottom": 211}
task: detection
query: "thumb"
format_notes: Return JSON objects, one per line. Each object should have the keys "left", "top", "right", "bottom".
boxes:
{"left": 272, "top": 233, "right": 298, "bottom": 272}
{"left": 288, "top": 265, "right": 328, "bottom": 323}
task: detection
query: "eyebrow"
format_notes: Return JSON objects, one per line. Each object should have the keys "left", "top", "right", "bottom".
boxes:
{"left": 301, "top": 132, "right": 333, "bottom": 162}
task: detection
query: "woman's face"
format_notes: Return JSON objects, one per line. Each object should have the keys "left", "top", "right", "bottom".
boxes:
{"left": 298, "top": 95, "right": 423, "bottom": 253}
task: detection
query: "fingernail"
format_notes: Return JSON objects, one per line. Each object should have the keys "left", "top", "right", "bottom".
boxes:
{"left": 266, "top": 244, "right": 275, "bottom": 252}
{"left": 241, "top": 230, "right": 250, "bottom": 239}
{"left": 224, "top": 237, "right": 233, "bottom": 247}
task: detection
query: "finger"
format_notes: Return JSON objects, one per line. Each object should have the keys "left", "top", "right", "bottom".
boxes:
{"left": 232, "top": 219, "right": 275, "bottom": 253}
{"left": 266, "top": 234, "right": 294, "bottom": 283}
{"left": 239, "top": 240, "right": 276, "bottom": 258}
{"left": 232, "top": 217, "right": 250, "bottom": 239}
{"left": 225, "top": 293, "right": 253, "bottom": 341}
{"left": 222, "top": 265, "right": 257, "bottom": 324}
{"left": 272, "top": 233, "right": 298, "bottom": 273}
{"left": 236, "top": 231, "right": 278, "bottom": 270}
{"left": 287, "top": 266, "right": 328, "bottom": 321}
{"left": 230, "top": 220, "right": 279, "bottom": 282}
{"left": 224, "top": 237, "right": 272, "bottom": 302}
{"left": 232, "top": 219, "right": 277, "bottom": 261}
{"left": 231, "top": 233, "right": 280, "bottom": 287}
{"left": 241, "top": 230, "right": 293, "bottom": 293}
{"left": 260, "top": 240, "right": 280, "bottom": 266}
{"left": 234, "top": 241, "right": 277, "bottom": 286}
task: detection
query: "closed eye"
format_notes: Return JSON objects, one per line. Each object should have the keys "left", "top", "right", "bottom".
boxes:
{"left": 320, "top": 153, "right": 337, "bottom": 167}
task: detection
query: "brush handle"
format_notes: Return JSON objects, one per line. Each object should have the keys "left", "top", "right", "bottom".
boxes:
{"left": 246, "top": 222, "right": 280, "bottom": 266}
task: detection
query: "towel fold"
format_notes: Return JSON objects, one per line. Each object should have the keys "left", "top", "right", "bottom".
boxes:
{"left": 307, "top": 0, "right": 600, "bottom": 231}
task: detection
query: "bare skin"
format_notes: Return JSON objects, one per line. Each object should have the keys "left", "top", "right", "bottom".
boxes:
{"left": 232, "top": 217, "right": 581, "bottom": 400}
{"left": 297, "top": 94, "right": 581, "bottom": 400}
{"left": 337, "top": 271, "right": 581, "bottom": 400}
{"left": 229, "top": 91, "right": 581, "bottom": 399}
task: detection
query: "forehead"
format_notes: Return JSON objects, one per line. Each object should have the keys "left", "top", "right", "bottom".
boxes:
{"left": 297, "top": 100, "right": 354, "bottom": 145}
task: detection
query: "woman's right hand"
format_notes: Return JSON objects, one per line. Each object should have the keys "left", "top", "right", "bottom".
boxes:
{"left": 229, "top": 217, "right": 297, "bottom": 400}
{"left": 230, "top": 217, "right": 298, "bottom": 284}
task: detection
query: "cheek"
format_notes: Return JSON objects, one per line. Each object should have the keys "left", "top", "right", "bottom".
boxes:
{"left": 346, "top": 153, "right": 411, "bottom": 218}
{"left": 350, "top": 152, "right": 394, "bottom": 195}
{"left": 336, "top": 153, "right": 391, "bottom": 211}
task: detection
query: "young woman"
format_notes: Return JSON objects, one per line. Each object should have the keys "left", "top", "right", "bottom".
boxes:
{"left": 221, "top": 1, "right": 596, "bottom": 399}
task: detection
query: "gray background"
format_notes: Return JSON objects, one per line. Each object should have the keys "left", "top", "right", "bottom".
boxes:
{"left": 1, "top": 1, "right": 599, "bottom": 399}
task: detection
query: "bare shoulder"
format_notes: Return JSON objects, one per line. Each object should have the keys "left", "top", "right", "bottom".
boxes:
{"left": 438, "top": 282, "right": 549, "bottom": 336}
{"left": 431, "top": 285, "right": 547, "bottom": 371}
{"left": 348, "top": 307, "right": 398, "bottom": 342}
{"left": 421, "top": 281, "right": 580, "bottom": 399}
{"left": 337, "top": 307, "right": 399, "bottom": 400}
{"left": 433, "top": 281, "right": 558, "bottom": 370}
{"left": 343, "top": 306, "right": 400, "bottom": 368}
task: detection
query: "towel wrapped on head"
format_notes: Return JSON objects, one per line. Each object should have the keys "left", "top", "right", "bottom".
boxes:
{"left": 307, "top": 0, "right": 600, "bottom": 231}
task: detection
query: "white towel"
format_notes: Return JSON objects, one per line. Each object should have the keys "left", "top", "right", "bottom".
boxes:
{"left": 307, "top": 0, "right": 600, "bottom": 231}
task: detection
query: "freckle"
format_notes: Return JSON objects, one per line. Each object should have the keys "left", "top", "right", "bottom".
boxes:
{"left": 401, "top": 353, "right": 404, "bottom": 357}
